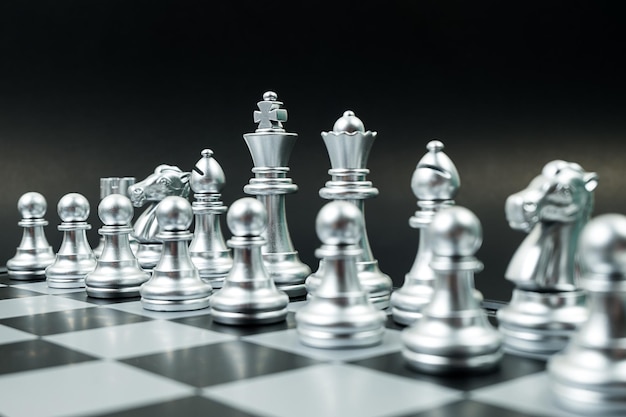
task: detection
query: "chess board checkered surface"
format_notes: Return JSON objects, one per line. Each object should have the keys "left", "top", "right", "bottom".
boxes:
{"left": 0, "top": 269, "right": 586, "bottom": 417}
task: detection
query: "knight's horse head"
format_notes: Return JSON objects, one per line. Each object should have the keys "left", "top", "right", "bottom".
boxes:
{"left": 128, "top": 165, "right": 191, "bottom": 207}
{"left": 505, "top": 161, "right": 598, "bottom": 290}
{"left": 505, "top": 160, "right": 598, "bottom": 233}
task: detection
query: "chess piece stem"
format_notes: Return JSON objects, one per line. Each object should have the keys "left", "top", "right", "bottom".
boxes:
{"left": 7, "top": 192, "right": 56, "bottom": 280}
{"left": 306, "top": 111, "right": 392, "bottom": 309}
{"left": 210, "top": 197, "right": 289, "bottom": 325}
{"left": 140, "top": 196, "right": 212, "bottom": 311}
{"left": 243, "top": 92, "right": 311, "bottom": 298}
{"left": 45, "top": 193, "right": 97, "bottom": 288}
{"left": 189, "top": 149, "right": 232, "bottom": 288}
{"left": 296, "top": 201, "right": 386, "bottom": 348}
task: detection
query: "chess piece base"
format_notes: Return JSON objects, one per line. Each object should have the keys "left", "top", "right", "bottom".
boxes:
{"left": 7, "top": 247, "right": 56, "bottom": 281}
{"left": 210, "top": 287, "right": 289, "bottom": 326}
{"left": 85, "top": 264, "right": 150, "bottom": 299}
{"left": 7, "top": 268, "right": 47, "bottom": 281}
{"left": 497, "top": 288, "right": 587, "bottom": 359}
{"left": 136, "top": 243, "right": 162, "bottom": 270}
{"left": 402, "top": 313, "right": 503, "bottom": 374}
{"left": 306, "top": 260, "right": 392, "bottom": 310}
{"left": 45, "top": 255, "right": 96, "bottom": 289}
{"left": 264, "top": 252, "right": 309, "bottom": 298}
{"left": 549, "top": 345, "right": 626, "bottom": 414}
{"left": 296, "top": 295, "right": 386, "bottom": 349}
{"left": 141, "top": 296, "right": 211, "bottom": 312}
{"left": 390, "top": 284, "right": 432, "bottom": 326}
{"left": 210, "top": 307, "right": 288, "bottom": 326}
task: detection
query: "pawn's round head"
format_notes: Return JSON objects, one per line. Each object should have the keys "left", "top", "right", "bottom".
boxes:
{"left": 98, "top": 194, "right": 134, "bottom": 226}
{"left": 57, "top": 193, "right": 90, "bottom": 222}
{"left": 332, "top": 110, "right": 365, "bottom": 133}
{"left": 430, "top": 206, "right": 482, "bottom": 257}
{"left": 18, "top": 192, "right": 47, "bottom": 219}
{"left": 156, "top": 196, "right": 193, "bottom": 232}
{"left": 316, "top": 201, "right": 363, "bottom": 246}
{"left": 579, "top": 214, "right": 626, "bottom": 276}
{"left": 227, "top": 197, "right": 267, "bottom": 237}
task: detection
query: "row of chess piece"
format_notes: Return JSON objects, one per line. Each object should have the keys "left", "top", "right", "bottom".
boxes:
{"left": 5, "top": 91, "right": 626, "bottom": 414}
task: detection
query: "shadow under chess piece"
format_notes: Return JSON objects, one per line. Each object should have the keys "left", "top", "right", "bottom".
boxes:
{"left": 189, "top": 149, "right": 232, "bottom": 289}
{"left": 296, "top": 201, "right": 386, "bottom": 349}
{"left": 210, "top": 197, "right": 289, "bottom": 325}
{"left": 548, "top": 214, "right": 626, "bottom": 414}
{"left": 45, "top": 193, "right": 97, "bottom": 288}
{"left": 85, "top": 194, "right": 150, "bottom": 298}
{"left": 93, "top": 177, "right": 136, "bottom": 258}
{"left": 497, "top": 161, "right": 597, "bottom": 359}
{"left": 7, "top": 192, "right": 56, "bottom": 280}
{"left": 140, "top": 196, "right": 212, "bottom": 311}
{"left": 128, "top": 165, "right": 190, "bottom": 270}
{"left": 305, "top": 110, "right": 392, "bottom": 309}
{"left": 243, "top": 91, "right": 311, "bottom": 298}
{"left": 402, "top": 206, "right": 502, "bottom": 374}
{"left": 391, "top": 140, "right": 460, "bottom": 325}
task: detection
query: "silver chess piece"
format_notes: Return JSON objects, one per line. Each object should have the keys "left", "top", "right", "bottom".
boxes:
{"left": 128, "top": 165, "right": 191, "bottom": 269}
{"left": 210, "top": 197, "right": 289, "bottom": 325}
{"left": 93, "top": 177, "right": 136, "bottom": 258}
{"left": 7, "top": 192, "right": 56, "bottom": 280}
{"left": 140, "top": 196, "right": 212, "bottom": 311}
{"left": 189, "top": 149, "right": 232, "bottom": 289}
{"left": 548, "top": 214, "right": 626, "bottom": 414}
{"left": 305, "top": 110, "right": 392, "bottom": 309}
{"left": 391, "top": 140, "right": 460, "bottom": 325}
{"left": 296, "top": 201, "right": 386, "bottom": 348}
{"left": 243, "top": 91, "right": 311, "bottom": 298}
{"left": 85, "top": 194, "right": 150, "bottom": 298}
{"left": 497, "top": 161, "right": 597, "bottom": 358}
{"left": 402, "top": 206, "right": 502, "bottom": 373}
{"left": 45, "top": 193, "right": 97, "bottom": 288}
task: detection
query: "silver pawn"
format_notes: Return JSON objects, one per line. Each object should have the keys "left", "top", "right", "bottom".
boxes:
{"left": 391, "top": 140, "right": 460, "bottom": 325}
{"left": 7, "top": 192, "right": 56, "bottom": 280}
{"left": 210, "top": 197, "right": 289, "bottom": 325}
{"left": 85, "top": 194, "right": 150, "bottom": 298}
{"left": 140, "top": 196, "right": 212, "bottom": 311}
{"left": 497, "top": 161, "right": 597, "bottom": 358}
{"left": 243, "top": 91, "right": 311, "bottom": 298}
{"left": 45, "top": 193, "right": 97, "bottom": 288}
{"left": 296, "top": 201, "right": 386, "bottom": 349}
{"left": 189, "top": 149, "right": 232, "bottom": 289}
{"left": 306, "top": 111, "right": 392, "bottom": 309}
{"left": 548, "top": 214, "right": 626, "bottom": 414}
{"left": 402, "top": 206, "right": 502, "bottom": 373}
{"left": 93, "top": 177, "right": 136, "bottom": 258}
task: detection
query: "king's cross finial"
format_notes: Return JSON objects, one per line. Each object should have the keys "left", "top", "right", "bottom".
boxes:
{"left": 253, "top": 91, "right": 288, "bottom": 131}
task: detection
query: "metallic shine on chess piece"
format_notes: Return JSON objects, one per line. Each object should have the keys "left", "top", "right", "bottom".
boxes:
{"left": 128, "top": 165, "right": 190, "bottom": 269}
{"left": 548, "top": 214, "right": 626, "bottom": 414}
{"left": 305, "top": 110, "right": 392, "bottom": 309}
{"left": 93, "top": 177, "right": 136, "bottom": 258}
{"left": 85, "top": 194, "right": 150, "bottom": 298}
{"left": 7, "top": 192, "right": 56, "bottom": 280}
{"left": 402, "top": 206, "right": 502, "bottom": 373}
{"left": 243, "top": 91, "right": 311, "bottom": 298}
{"left": 140, "top": 196, "right": 212, "bottom": 311}
{"left": 497, "top": 161, "right": 597, "bottom": 359}
{"left": 210, "top": 197, "right": 289, "bottom": 325}
{"left": 391, "top": 140, "right": 460, "bottom": 325}
{"left": 296, "top": 201, "right": 386, "bottom": 348}
{"left": 189, "top": 149, "right": 232, "bottom": 289}
{"left": 45, "top": 193, "right": 97, "bottom": 288}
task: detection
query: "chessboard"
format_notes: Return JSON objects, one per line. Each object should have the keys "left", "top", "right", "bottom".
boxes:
{"left": 0, "top": 267, "right": 590, "bottom": 417}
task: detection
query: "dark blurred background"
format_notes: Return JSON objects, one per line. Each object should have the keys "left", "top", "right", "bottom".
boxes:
{"left": 0, "top": 1, "right": 624, "bottom": 301}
